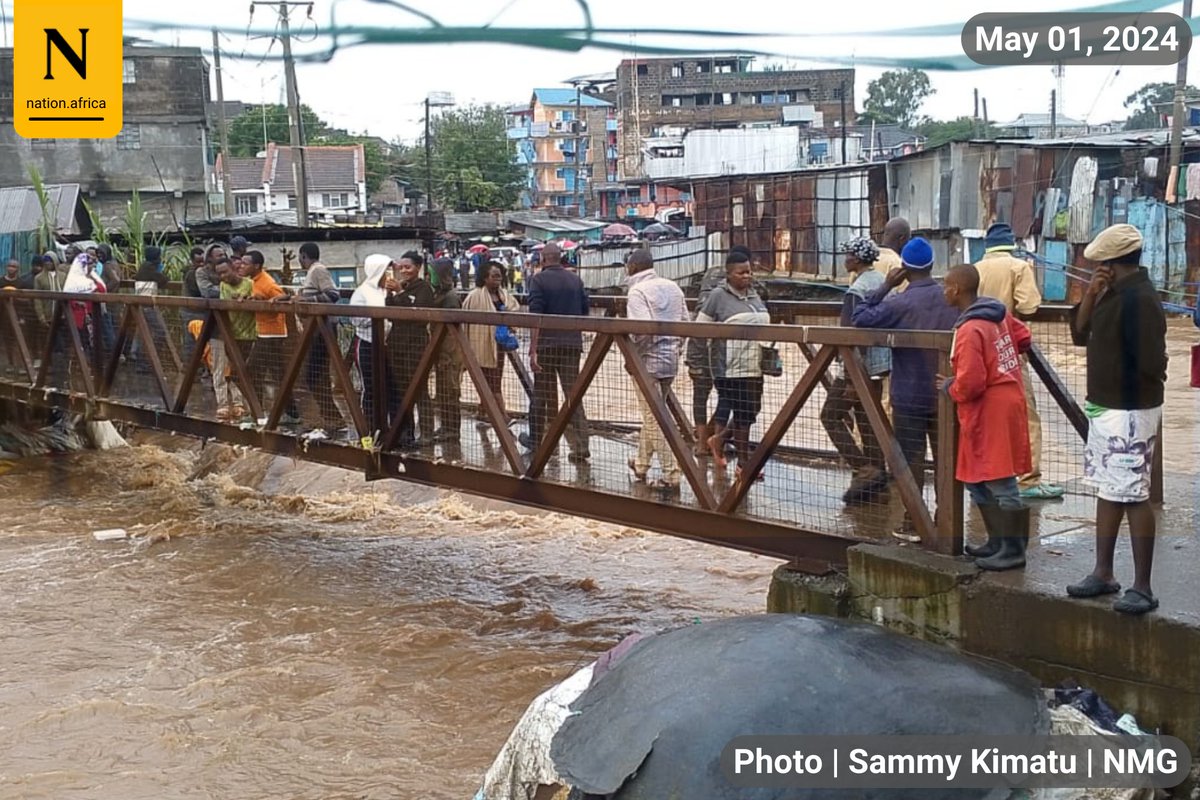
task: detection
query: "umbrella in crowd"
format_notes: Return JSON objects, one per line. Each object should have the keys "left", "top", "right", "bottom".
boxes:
{"left": 550, "top": 614, "right": 1047, "bottom": 799}
{"left": 466, "top": 243, "right": 489, "bottom": 254}
{"left": 602, "top": 222, "right": 637, "bottom": 238}
{"left": 641, "top": 222, "right": 681, "bottom": 238}
{"left": 556, "top": 239, "right": 579, "bottom": 250}
{"left": 520, "top": 238, "right": 541, "bottom": 249}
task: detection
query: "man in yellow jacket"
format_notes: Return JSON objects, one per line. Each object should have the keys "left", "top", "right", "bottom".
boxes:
{"left": 974, "top": 222, "right": 1064, "bottom": 500}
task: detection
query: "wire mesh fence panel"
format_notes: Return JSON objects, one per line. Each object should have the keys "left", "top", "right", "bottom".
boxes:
{"left": 2, "top": 286, "right": 1114, "bottom": 561}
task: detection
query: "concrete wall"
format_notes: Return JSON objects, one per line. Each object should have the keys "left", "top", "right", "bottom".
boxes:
{"left": 615, "top": 59, "right": 855, "bottom": 178}
{"left": 0, "top": 47, "right": 211, "bottom": 227}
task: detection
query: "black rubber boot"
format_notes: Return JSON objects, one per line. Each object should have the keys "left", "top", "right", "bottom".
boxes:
{"left": 965, "top": 504, "right": 1003, "bottom": 558}
{"left": 975, "top": 506, "right": 1030, "bottom": 571}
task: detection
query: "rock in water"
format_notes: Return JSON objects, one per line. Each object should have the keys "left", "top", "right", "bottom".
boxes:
{"left": 550, "top": 614, "right": 1047, "bottom": 799}
{"left": 85, "top": 419, "right": 128, "bottom": 450}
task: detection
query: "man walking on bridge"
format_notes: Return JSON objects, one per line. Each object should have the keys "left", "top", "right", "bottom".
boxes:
{"left": 520, "top": 243, "right": 591, "bottom": 463}
{"left": 624, "top": 249, "right": 688, "bottom": 489}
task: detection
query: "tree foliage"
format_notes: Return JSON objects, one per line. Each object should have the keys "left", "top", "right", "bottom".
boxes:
{"left": 916, "top": 116, "right": 998, "bottom": 149}
{"left": 860, "top": 69, "right": 934, "bottom": 129}
{"left": 425, "top": 104, "right": 523, "bottom": 211}
{"left": 1123, "top": 82, "right": 1199, "bottom": 130}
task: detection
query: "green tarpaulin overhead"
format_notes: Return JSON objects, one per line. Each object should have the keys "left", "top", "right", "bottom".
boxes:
{"left": 127, "top": 0, "right": 1184, "bottom": 70}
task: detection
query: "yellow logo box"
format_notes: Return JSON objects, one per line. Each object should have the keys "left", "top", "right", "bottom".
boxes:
{"left": 13, "top": 0, "right": 123, "bottom": 139}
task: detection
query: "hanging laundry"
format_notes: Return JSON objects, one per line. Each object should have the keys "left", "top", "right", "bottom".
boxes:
{"left": 1042, "top": 187, "right": 1061, "bottom": 237}
{"left": 1166, "top": 163, "right": 1179, "bottom": 203}
{"left": 1143, "top": 156, "right": 1159, "bottom": 177}
{"left": 1067, "top": 156, "right": 1097, "bottom": 243}
{"left": 1186, "top": 162, "right": 1200, "bottom": 202}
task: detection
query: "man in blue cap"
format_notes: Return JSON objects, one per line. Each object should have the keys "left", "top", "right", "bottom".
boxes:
{"left": 853, "top": 236, "right": 959, "bottom": 541}
{"left": 975, "top": 222, "right": 1063, "bottom": 500}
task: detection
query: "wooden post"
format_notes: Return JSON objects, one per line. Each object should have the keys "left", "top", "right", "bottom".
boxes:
{"left": 934, "top": 350, "right": 964, "bottom": 555}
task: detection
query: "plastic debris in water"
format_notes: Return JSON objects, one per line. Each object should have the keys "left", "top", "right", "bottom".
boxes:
{"left": 92, "top": 528, "right": 128, "bottom": 542}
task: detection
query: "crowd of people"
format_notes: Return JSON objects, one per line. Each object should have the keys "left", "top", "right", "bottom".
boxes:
{"left": 0, "top": 221, "right": 1171, "bottom": 614}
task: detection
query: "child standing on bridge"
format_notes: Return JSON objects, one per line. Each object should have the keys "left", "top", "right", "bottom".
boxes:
{"left": 939, "top": 264, "right": 1032, "bottom": 571}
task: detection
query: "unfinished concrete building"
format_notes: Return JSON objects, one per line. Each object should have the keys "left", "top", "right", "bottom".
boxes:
{"left": 0, "top": 43, "right": 212, "bottom": 229}
{"left": 614, "top": 56, "right": 855, "bottom": 180}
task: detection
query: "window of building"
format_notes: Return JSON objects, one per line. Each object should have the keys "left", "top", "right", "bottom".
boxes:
{"left": 123, "top": 59, "right": 136, "bottom": 84}
{"left": 662, "top": 95, "right": 683, "bottom": 107}
{"left": 715, "top": 60, "right": 736, "bottom": 74}
{"left": 321, "top": 192, "right": 351, "bottom": 207}
{"left": 554, "top": 195, "right": 573, "bottom": 206}
{"left": 732, "top": 196, "right": 744, "bottom": 227}
{"left": 696, "top": 61, "right": 712, "bottom": 74}
{"left": 670, "top": 63, "right": 683, "bottom": 78}
{"left": 30, "top": 139, "right": 55, "bottom": 150}
{"left": 832, "top": 86, "right": 843, "bottom": 99}
{"left": 116, "top": 124, "right": 141, "bottom": 150}
{"left": 714, "top": 93, "right": 735, "bottom": 105}
{"left": 559, "top": 110, "right": 574, "bottom": 121}
{"left": 235, "top": 195, "right": 259, "bottom": 215}
{"left": 555, "top": 168, "right": 566, "bottom": 179}
{"left": 695, "top": 93, "right": 712, "bottom": 106}
{"left": 636, "top": 64, "right": 648, "bottom": 76}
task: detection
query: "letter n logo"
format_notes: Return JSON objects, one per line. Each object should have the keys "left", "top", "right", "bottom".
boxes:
{"left": 43, "top": 28, "right": 89, "bottom": 80}
{"left": 14, "top": 0, "right": 123, "bottom": 139}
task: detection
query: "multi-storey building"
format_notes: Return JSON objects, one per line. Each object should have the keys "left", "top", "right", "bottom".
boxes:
{"left": 0, "top": 43, "right": 212, "bottom": 228}
{"left": 506, "top": 88, "right": 615, "bottom": 216}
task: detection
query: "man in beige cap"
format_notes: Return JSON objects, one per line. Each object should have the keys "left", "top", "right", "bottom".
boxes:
{"left": 1066, "top": 223, "right": 1167, "bottom": 615}
{"left": 974, "top": 222, "right": 1063, "bottom": 500}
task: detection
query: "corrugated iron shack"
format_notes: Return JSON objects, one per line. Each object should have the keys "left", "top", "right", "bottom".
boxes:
{"left": 889, "top": 131, "right": 1200, "bottom": 304}
{"left": 675, "top": 162, "right": 889, "bottom": 276}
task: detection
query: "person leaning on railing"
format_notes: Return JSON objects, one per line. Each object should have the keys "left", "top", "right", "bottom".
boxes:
{"left": 349, "top": 255, "right": 394, "bottom": 435}
{"left": 852, "top": 237, "right": 959, "bottom": 543}
{"left": 821, "top": 236, "right": 890, "bottom": 506}
{"left": 692, "top": 251, "right": 770, "bottom": 482}
{"left": 462, "top": 261, "right": 516, "bottom": 431}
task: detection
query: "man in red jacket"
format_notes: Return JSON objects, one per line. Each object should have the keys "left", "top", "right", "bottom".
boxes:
{"left": 939, "top": 264, "right": 1033, "bottom": 570}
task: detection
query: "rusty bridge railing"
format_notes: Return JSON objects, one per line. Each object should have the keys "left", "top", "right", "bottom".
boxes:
{"left": 0, "top": 287, "right": 1118, "bottom": 568}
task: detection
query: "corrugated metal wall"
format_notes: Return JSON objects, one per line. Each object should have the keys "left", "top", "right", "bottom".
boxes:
{"left": 690, "top": 165, "right": 885, "bottom": 277}
{"left": 890, "top": 141, "right": 1200, "bottom": 307}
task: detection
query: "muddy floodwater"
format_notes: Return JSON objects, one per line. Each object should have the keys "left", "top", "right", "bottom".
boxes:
{"left": 0, "top": 440, "right": 777, "bottom": 799}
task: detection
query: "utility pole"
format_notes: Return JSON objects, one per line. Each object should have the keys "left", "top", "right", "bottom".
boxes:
{"left": 212, "top": 29, "right": 234, "bottom": 217}
{"left": 423, "top": 92, "right": 455, "bottom": 215}
{"left": 1168, "top": 0, "right": 1194, "bottom": 207}
{"left": 252, "top": 1, "right": 314, "bottom": 227}
{"left": 1050, "top": 89, "right": 1057, "bottom": 138}
{"left": 573, "top": 82, "right": 583, "bottom": 216}
{"left": 425, "top": 96, "right": 432, "bottom": 214}
{"left": 839, "top": 80, "right": 847, "bottom": 164}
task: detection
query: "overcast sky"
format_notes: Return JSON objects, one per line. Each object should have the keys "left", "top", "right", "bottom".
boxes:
{"left": 13, "top": 0, "right": 1189, "bottom": 141}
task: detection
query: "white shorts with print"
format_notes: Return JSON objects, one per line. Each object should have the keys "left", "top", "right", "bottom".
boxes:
{"left": 1083, "top": 406, "right": 1162, "bottom": 504}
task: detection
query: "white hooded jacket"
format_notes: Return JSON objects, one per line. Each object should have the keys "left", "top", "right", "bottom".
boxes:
{"left": 63, "top": 255, "right": 102, "bottom": 294}
{"left": 350, "top": 254, "right": 392, "bottom": 343}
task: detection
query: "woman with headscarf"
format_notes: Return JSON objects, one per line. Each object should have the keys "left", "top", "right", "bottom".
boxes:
{"left": 462, "top": 261, "right": 516, "bottom": 430}
{"left": 63, "top": 253, "right": 106, "bottom": 357}
{"left": 350, "top": 254, "right": 395, "bottom": 434}
{"left": 428, "top": 257, "right": 464, "bottom": 442}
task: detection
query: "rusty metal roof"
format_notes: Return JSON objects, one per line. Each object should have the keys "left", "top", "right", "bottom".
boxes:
{"left": 0, "top": 183, "right": 83, "bottom": 236}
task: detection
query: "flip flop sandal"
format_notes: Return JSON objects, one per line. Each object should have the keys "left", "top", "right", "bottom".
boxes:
{"left": 1113, "top": 589, "right": 1159, "bottom": 615}
{"left": 1020, "top": 484, "right": 1065, "bottom": 500}
{"left": 1066, "top": 575, "right": 1122, "bottom": 598}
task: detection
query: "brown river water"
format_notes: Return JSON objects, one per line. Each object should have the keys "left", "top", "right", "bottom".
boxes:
{"left": 0, "top": 438, "right": 777, "bottom": 799}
